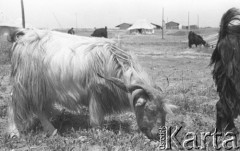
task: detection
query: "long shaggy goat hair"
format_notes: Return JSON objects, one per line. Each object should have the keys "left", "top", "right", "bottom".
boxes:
{"left": 210, "top": 7, "right": 240, "bottom": 133}
{"left": 9, "top": 29, "right": 175, "bottom": 139}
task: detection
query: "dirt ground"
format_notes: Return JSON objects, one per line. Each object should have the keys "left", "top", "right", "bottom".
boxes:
{"left": 0, "top": 28, "right": 230, "bottom": 150}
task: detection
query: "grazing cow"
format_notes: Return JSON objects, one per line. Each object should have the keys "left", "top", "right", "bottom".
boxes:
{"left": 91, "top": 26, "right": 108, "bottom": 38}
{"left": 8, "top": 29, "right": 176, "bottom": 139}
{"left": 210, "top": 8, "right": 240, "bottom": 134}
{"left": 67, "top": 27, "right": 75, "bottom": 35}
{"left": 188, "top": 31, "right": 206, "bottom": 48}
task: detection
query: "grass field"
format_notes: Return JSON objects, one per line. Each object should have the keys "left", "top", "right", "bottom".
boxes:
{"left": 0, "top": 28, "right": 231, "bottom": 151}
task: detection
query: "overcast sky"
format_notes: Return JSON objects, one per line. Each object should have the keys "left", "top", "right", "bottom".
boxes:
{"left": 0, "top": 0, "right": 239, "bottom": 29}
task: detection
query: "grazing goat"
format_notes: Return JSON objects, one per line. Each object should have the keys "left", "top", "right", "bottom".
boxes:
{"left": 8, "top": 29, "right": 176, "bottom": 139}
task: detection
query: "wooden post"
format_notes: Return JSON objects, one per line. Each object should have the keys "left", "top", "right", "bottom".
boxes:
{"left": 188, "top": 11, "right": 190, "bottom": 31}
{"left": 197, "top": 14, "right": 199, "bottom": 29}
{"left": 21, "top": 0, "right": 25, "bottom": 28}
{"left": 162, "top": 8, "right": 164, "bottom": 39}
{"left": 75, "top": 13, "right": 78, "bottom": 32}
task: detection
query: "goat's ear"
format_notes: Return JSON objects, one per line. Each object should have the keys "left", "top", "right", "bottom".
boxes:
{"left": 163, "top": 99, "right": 178, "bottom": 115}
{"left": 154, "top": 85, "right": 162, "bottom": 92}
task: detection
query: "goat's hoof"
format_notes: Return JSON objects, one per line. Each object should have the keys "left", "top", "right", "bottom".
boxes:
{"left": 51, "top": 129, "right": 58, "bottom": 137}
{"left": 46, "top": 129, "right": 58, "bottom": 137}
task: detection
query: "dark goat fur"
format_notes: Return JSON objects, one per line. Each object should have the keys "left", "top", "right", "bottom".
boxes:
{"left": 210, "top": 7, "right": 240, "bottom": 132}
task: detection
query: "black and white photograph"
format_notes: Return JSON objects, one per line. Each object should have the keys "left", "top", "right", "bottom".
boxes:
{"left": 0, "top": 0, "right": 239, "bottom": 150}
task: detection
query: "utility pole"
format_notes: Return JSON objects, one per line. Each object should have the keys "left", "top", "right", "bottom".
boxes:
{"left": 197, "top": 14, "right": 199, "bottom": 29}
{"left": 75, "top": 13, "right": 78, "bottom": 32}
{"left": 21, "top": 0, "right": 25, "bottom": 28}
{"left": 162, "top": 7, "right": 164, "bottom": 39}
{"left": 188, "top": 11, "right": 190, "bottom": 31}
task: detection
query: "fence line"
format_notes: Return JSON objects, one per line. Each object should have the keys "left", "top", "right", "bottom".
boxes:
{"left": 112, "top": 33, "right": 219, "bottom": 48}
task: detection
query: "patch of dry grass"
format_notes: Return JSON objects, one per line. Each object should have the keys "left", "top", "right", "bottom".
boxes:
{"left": 0, "top": 36, "right": 12, "bottom": 65}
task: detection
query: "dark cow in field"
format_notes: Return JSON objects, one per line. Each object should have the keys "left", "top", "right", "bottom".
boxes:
{"left": 188, "top": 31, "right": 206, "bottom": 48}
{"left": 210, "top": 8, "right": 240, "bottom": 134}
{"left": 67, "top": 27, "right": 75, "bottom": 35}
{"left": 91, "top": 26, "right": 108, "bottom": 38}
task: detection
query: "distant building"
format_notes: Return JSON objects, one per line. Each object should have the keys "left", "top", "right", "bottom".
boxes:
{"left": 115, "top": 23, "right": 132, "bottom": 30}
{"left": 151, "top": 23, "right": 162, "bottom": 29}
{"left": 190, "top": 25, "right": 199, "bottom": 29}
{"left": 166, "top": 21, "right": 179, "bottom": 29}
{"left": 182, "top": 25, "right": 199, "bottom": 30}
